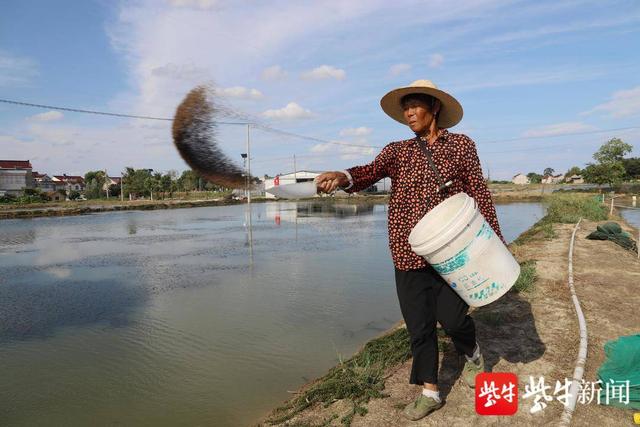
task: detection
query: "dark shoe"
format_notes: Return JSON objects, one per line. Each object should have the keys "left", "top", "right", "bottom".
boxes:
{"left": 461, "top": 354, "right": 485, "bottom": 388}
{"left": 402, "top": 394, "right": 443, "bottom": 421}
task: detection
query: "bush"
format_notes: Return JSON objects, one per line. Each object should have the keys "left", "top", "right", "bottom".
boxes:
{"left": 0, "top": 194, "right": 16, "bottom": 203}
{"left": 545, "top": 193, "right": 608, "bottom": 223}
{"left": 513, "top": 193, "right": 607, "bottom": 245}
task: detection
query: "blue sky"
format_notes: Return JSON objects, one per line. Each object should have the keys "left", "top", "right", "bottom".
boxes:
{"left": 1, "top": 0, "right": 639, "bottom": 180}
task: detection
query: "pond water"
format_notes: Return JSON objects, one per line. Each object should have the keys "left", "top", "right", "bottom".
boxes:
{"left": 0, "top": 201, "right": 545, "bottom": 426}
{"left": 620, "top": 207, "right": 640, "bottom": 229}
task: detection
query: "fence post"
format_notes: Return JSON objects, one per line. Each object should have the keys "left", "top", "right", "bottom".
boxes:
{"left": 610, "top": 197, "right": 614, "bottom": 216}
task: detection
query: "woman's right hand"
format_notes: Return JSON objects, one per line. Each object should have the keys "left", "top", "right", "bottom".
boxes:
{"left": 315, "top": 171, "right": 349, "bottom": 194}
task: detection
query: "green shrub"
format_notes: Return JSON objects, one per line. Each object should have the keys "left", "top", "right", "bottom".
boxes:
{"left": 545, "top": 193, "right": 608, "bottom": 223}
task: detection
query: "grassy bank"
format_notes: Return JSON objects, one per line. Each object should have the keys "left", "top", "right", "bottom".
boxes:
{"left": 262, "top": 193, "right": 609, "bottom": 426}
{"left": 265, "top": 327, "right": 415, "bottom": 426}
{"left": 512, "top": 193, "right": 608, "bottom": 246}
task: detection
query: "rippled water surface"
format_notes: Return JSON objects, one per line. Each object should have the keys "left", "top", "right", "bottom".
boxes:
{"left": 0, "top": 201, "right": 544, "bottom": 426}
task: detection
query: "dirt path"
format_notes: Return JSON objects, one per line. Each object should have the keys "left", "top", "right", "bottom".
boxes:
{"left": 259, "top": 217, "right": 639, "bottom": 426}
{"left": 569, "top": 217, "right": 640, "bottom": 426}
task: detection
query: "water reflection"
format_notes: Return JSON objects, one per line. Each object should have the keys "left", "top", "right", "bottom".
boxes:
{"left": 264, "top": 200, "right": 376, "bottom": 225}
{"left": 297, "top": 201, "right": 375, "bottom": 218}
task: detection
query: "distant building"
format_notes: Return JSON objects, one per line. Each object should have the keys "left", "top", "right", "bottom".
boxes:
{"left": 541, "top": 174, "right": 564, "bottom": 184}
{"left": 46, "top": 191, "right": 65, "bottom": 202}
{"left": 33, "top": 172, "right": 57, "bottom": 192}
{"left": 0, "top": 160, "right": 34, "bottom": 196}
{"left": 52, "top": 174, "right": 85, "bottom": 193}
{"left": 264, "top": 170, "right": 323, "bottom": 199}
{"left": 565, "top": 174, "right": 584, "bottom": 184}
{"left": 103, "top": 176, "right": 122, "bottom": 192}
{"left": 512, "top": 173, "right": 530, "bottom": 185}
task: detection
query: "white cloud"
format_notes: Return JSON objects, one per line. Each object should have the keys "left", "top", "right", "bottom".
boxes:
{"left": 338, "top": 144, "right": 375, "bottom": 160}
{"left": 522, "top": 122, "right": 597, "bottom": 138}
{"left": 482, "top": 15, "right": 640, "bottom": 45}
{"left": 428, "top": 53, "right": 444, "bottom": 68}
{"left": 582, "top": 86, "right": 640, "bottom": 118}
{"left": 151, "top": 63, "right": 210, "bottom": 81}
{"left": 340, "top": 127, "right": 372, "bottom": 137}
{"left": 309, "top": 141, "right": 374, "bottom": 160}
{"left": 262, "top": 65, "right": 287, "bottom": 81}
{"left": 451, "top": 66, "right": 606, "bottom": 92}
{"left": 301, "top": 65, "right": 346, "bottom": 81}
{"left": 29, "top": 111, "right": 64, "bottom": 122}
{"left": 0, "top": 51, "right": 38, "bottom": 87}
{"left": 389, "top": 63, "right": 411, "bottom": 76}
{"left": 167, "top": 0, "right": 218, "bottom": 9}
{"left": 310, "top": 142, "right": 332, "bottom": 153}
{"left": 217, "top": 86, "right": 263, "bottom": 99}
{"left": 262, "top": 102, "right": 313, "bottom": 120}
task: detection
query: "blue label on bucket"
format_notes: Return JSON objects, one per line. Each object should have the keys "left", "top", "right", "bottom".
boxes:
{"left": 476, "top": 221, "right": 494, "bottom": 240}
{"left": 432, "top": 222, "right": 492, "bottom": 275}
{"left": 469, "top": 281, "right": 503, "bottom": 301}
{"left": 432, "top": 250, "right": 469, "bottom": 275}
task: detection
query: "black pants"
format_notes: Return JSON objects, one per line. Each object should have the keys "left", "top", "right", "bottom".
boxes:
{"left": 395, "top": 265, "right": 477, "bottom": 385}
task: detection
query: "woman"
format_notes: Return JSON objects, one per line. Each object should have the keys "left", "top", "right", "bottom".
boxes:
{"left": 316, "top": 80, "right": 506, "bottom": 420}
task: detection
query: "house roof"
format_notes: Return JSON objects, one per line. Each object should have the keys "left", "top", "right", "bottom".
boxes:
{"left": 32, "top": 172, "right": 50, "bottom": 179}
{"left": 275, "top": 170, "right": 325, "bottom": 178}
{"left": 0, "top": 160, "right": 32, "bottom": 169}
{"left": 53, "top": 175, "right": 85, "bottom": 183}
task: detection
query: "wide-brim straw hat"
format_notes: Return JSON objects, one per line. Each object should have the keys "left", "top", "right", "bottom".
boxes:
{"left": 380, "top": 79, "right": 463, "bottom": 129}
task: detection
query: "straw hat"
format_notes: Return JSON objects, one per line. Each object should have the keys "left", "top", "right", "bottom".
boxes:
{"left": 380, "top": 79, "right": 463, "bottom": 128}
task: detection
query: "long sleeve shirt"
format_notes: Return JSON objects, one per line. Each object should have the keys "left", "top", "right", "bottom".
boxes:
{"left": 345, "top": 130, "right": 505, "bottom": 271}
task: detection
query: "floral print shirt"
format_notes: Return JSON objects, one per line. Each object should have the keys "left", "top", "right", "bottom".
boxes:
{"left": 345, "top": 130, "right": 505, "bottom": 271}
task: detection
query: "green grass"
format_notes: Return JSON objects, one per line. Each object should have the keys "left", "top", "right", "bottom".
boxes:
{"left": 513, "top": 193, "right": 607, "bottom": 245}
{"left": 513, "top": 260, "right": 537, "bottom": 293}
{"left": 544, "top": 193, "right": 608, "bottom": 223}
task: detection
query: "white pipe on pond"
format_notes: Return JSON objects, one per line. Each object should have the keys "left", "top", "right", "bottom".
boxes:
{"left": 559, "top": 218, "right": 587, "bottom": 427}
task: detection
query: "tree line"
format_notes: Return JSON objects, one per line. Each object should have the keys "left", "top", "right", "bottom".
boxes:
{"left": 83, "top": 169, "right": 229, "bottom": 200}
{"left": 521, "top": 138, "right": 639, "bottom": 186}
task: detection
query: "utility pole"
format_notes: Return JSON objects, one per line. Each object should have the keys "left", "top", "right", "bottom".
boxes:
{"left": 246, "top": 124, "right": 253, "bottom": 260}
{"left": 294, "top": 154, "right": 297, "bottom": 182}
{"left": 120, "top": 172, "right": 124, "bottom": 202}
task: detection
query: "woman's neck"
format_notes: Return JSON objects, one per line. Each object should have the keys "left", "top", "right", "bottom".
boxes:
{"left": 416, "top": 125, "right": 441, "bottom": 144}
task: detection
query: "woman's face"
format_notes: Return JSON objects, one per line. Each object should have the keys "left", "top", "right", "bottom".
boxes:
{"left": 402, "top": 99, "right": 437, "bottom": 135}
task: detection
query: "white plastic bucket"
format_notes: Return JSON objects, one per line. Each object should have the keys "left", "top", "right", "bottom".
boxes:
{"left": 408, "top": 192, "right": 520, "bottom": 307}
